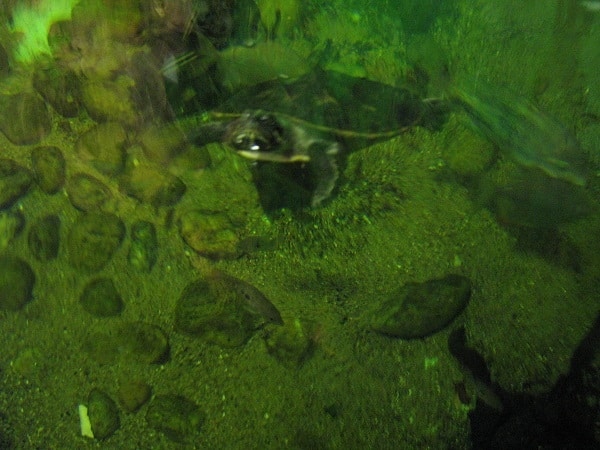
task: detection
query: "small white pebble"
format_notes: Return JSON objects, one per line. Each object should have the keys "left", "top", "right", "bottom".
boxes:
{"left": 78, "top": 404, "right": 94, "bottom": 439}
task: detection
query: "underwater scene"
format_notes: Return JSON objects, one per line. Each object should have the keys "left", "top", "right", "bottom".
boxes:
{"left": 1, "top": 0, "right": 600, "bottom": 448}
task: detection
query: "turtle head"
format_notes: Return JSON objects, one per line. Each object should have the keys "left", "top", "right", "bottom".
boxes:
{"left": 223, "top": 111, "right": 310, "bottom": 163}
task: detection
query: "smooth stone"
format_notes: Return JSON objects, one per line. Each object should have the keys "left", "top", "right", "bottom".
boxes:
{"left": 119, "top": 159, "right": 186, "bottom": 207}
{"left": 0, "top": 209, "right": 25, "bottom": 251}
{"left": 178, "top": 210, "right": 239, "bottom": 260}
{"left": 84, "top": 321, "right": 169, "bottom": 365}
{"left": 67, "top": 212, "right": 124, "bottom": 272}
{"left": 28, "top": 214, "right": 60, "bottom": 261}
{"left": 66, "top": 173, "right": 111, "bottom": 211}
{"left": 31, "top": 146, "right": 66, "bottom": 194}
{"left": 0, "top": 256, "right": 35, "bottom": 311}
{"left": 87, "top": 389, "right": 120, "bottom": 440}
{"left": 117, "top": 380, "right": 151, "bottom": 413}
{"left": 264, "top": 319, "right": 316, "bottom": 369}
{"left": 76, "top": 122, "right": 127, "bottom": 175}
{"left": 0, "top": 159, "right": 33, "bottom": 209}
{"left": 79, "top": 278, "right": 124, "bottom": 317}
{"left": 80, "top": 77, "right": 138, "bottom": 126}
{"left": 33, "top": 66, "right": 81, "bottom": 117}
{"left": 0, "top": 93, "right": 51, "bottom": 145}
{"left": 128, "top": 220, "right": 157, "bottom": 272}
{"left": 371, "top": 274, "right": 471, "bottom": 339}
{"left": 137, "top": 124, "right": 188, "bottom": 164}
{"left": 174, "top": 271, "right": 282, "bottom": 348}
{"left": 145, "top": 395, "right": 205, "bottom": 443}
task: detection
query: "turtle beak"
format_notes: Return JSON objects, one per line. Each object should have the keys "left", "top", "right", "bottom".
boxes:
{"left": 235, "top": 150, "right": 310, "bottom": 163}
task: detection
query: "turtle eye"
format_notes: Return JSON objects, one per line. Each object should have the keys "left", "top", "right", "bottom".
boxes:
{"left": 234, "top": 133, "right": 268, "bottom": 152}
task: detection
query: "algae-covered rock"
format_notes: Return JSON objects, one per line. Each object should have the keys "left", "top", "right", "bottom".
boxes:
{"left": 0, "top": 159, "right": 33, "bottom": 209}
{"left": 138, "top": 123, "right": 188, "bottom": 164}
{"left": 265, "top": 319, "right": 315, "bottom": 369}
{"left": 67, "top": 212, "right": 125, "bottom": 272}
{"left": 119, "top": 158, "right": 186, "bottom": 207}
{"left": 80, "top": 77, "right": 138, "bottom": 126}
{"left": 83, "top": 321, "right": 169, "bottom": 365}
{"left": 31, "top": 146, "right": 66, "bottom": 194}
{"left": 0, "top": 256, "right": 35, "bottom": 311}
{"left": 146, "top": 395, "right": 205, "bottom": 443}
{"left": 66, "top": 173, "right": 111, "bottom": 211}
{"left": 117, "top": 379, "right": 151, "bottom": 413}
{"left": 87, "top": 388, "right": 120, "bottom": 440}
{"left": 75, "top": 122, "right": 127, "bottom": 175}
{"left": 0, "top": 93, "right": 51, "bottom": 145}
{"left": 371, "top": 274, "right": 471, "bottom": 339}
{"left": 79, "top": 278, "right": 124, "bottom": 317}
{"left": 0, "top": 210, "right": 25, "bottom": 251}
{"left": 174, "top": 272, "right": 282, "bottom": 347}
{"left": 178, "top": 210, "right": 239, "bottom": 260}
{"left": 128, "top": 220, "right": 158, "bottom": 272}
{"left": 28, "top": 214, "right": 60, "bottom": 261}
{"left": 33, "top": 66, "right": 81, "bottom": 118}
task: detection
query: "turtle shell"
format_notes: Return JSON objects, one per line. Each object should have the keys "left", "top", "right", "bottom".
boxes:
{"left": 215, "top": 69, "right": 431, "bottom": 148}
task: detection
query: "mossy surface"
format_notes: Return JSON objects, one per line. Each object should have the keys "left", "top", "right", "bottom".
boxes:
{"left": 0, "top": 1, "right": 599, "bottom": 448}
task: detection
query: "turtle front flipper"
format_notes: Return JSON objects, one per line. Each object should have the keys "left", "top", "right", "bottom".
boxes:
{"left": 250, "top": 139, "right": 339, "bottom": 211}
{"left": 305, "top": 139, "right": 340, "bottom": 207}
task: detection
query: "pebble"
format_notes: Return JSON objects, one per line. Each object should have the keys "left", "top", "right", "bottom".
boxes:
{"left": 66, "top": 173, "right": 111, "bottom": 211}
{"left": 145, "top": 395, "right": 205, "bottom": 443}
{"left": 117, "top": 380, "right": 151, "bottom": 413}
{"left": 76, "top": 122, "right": 127, "bottom": 175}
{"left": 28, "top": 214, "right": 60, "bottom": 261}
{"left": 0, "top": 158, "right": 33, "bottom": 209}
{"left": 265, "top": 319, "right": 315, "bottom": 369}
{"left": 0, "top": 93, "right": 51, "bottom": 145}
{"left": 119, "top": 159, "right": 186, "bottom": 207}
{"left": 84, "top": 321, "right": 169, "bottom": 365}
{"left": 370, "top": 274, "right": 471, "bottom": 339}
{"left": 87, "top": 389, "right": 120, "bottom": 440}
{"left": 138, "top": 124, "right": 188, "bottom": 164}
{"left": 128, "top": 220, "right": 158, "bottom": 272}
{"left": 174, "top": 272, "right": 282, "bottom": 347}
{"left": 178, "top": 210, "right": 239, "bottom": 260}
{"left": 0, "top": 210, "right": 25, "bottom": 251}
{"left": 31, "top": 146, "right": 66, "bottom": 194}
{"left": 79, "top": 78, "right": 138, "bottom": 127}
{"left": 33, "top": 66, "right": 81, "bottom": 118}
{"left": 79, "top": 278, "right": 124, "bottom": 317}
{"left": 67, "top": 212, "right": 124, "bottom": 272}
{"left": 0, "top": 256, "right": 35, "bottom": 311}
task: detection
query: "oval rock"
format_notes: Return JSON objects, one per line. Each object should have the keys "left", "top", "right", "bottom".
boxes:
{"left": 28, "top": 214, "right": 60, "bottom": 261}
{"left": 31, "top": 146, "right": 66, "bottom": 194}
{"left": 146, "top": 395, "right": 205, "bottom": 443}
{"left": 371, "top": 274, "right": 471, "bottom": 339}
{"left": 87, "top": 388, "right": 120, "bottom": 440}
{"left": 67, "top": 173, "right": 111, "bottom": 212}
{"left": 80, "top": 278, "right": 124, "bottom": 317}
{"left": 0, "top": 256, "right": 35, "bottom": 311}
{"left": 67, "top": 212, "right": 124, "bottom": 272}
{"left": 0, "top": 159, "right": 32, "bottom": 210}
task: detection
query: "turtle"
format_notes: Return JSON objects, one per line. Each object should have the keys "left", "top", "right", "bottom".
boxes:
{"left": 178, "top": 68, "right": 449, "bottom": 211}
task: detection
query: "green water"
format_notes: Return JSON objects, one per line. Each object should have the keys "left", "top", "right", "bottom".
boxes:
{"left": 0, "top": 1, "right": 599, "bottom": 448}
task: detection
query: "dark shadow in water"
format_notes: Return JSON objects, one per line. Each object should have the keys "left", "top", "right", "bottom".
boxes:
{"left": 450, "top": 313, "right": 600, "bottom": 449}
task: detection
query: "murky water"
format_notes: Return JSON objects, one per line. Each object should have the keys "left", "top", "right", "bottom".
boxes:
{"left": 0, "top": 1, "right": 599, "bottom": 448}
